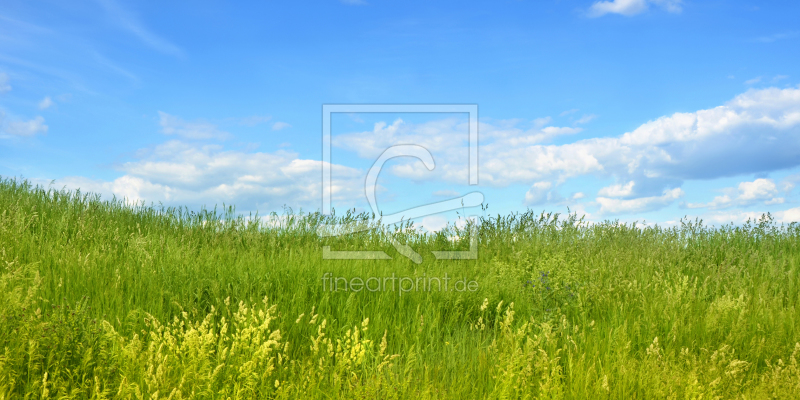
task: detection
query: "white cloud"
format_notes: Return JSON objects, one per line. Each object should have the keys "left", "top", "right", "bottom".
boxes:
{"left": 588, "top": 0, "right": 682, "bottom": 17}
{"left": 684, "top": 178, "right": 784, "bottom": 209}
{"left": 38, "top": 96, "right": 53, "bottom": 110}
{"left": 739, "top": 179, "right": 779, "bottom": 201}
{"left": 588, "top": 0, "right": 648, "bottom": 17}
{"left": 700, "top": 207, "right": 800, "bottom": 225}
{"left": 684, "top": 194, "right": 732, "bottom": 210}
{"left": 272, "top": 121, "right": 291, "bottom": 131}
{"left": 333, "top": 118, "right": 470, "bottom": 160}
{"left": 2, "top": 115, "right": 48, "bottom": 137}
{"left": 0, "top": 73, "right": 10, "bottom": 93}
{"left": 43, "top": 140, "right": 365, "bottom": 211}
{"left": 333, "top": 117, "right": 587, "bottom": 187}
{"left": 158, "top": 112, "right": 229, "bottom": 140}
{"left": 598, "top": 181, "right": 635, "bottom": 197}
{"left": 541, "top": 126, "right": 583, "bottom": 137}
{"left": 525, "top": 181, "right": 555, "bottom": 205}
{"left": 331, "top": 86, "right": 800, "bottom": 215}
{"left": 780, "top": 207, "right": 800, "bottom": 223}
{"left": 419, "top": 215, "right": 448, "bottom": 232}
{"left": 597, "top": 188, "right": 683, "bottom": 215}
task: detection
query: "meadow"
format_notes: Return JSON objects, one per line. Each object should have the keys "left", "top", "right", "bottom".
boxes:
{"left": 1, "top": 177, "right": 799, "bottom": 399}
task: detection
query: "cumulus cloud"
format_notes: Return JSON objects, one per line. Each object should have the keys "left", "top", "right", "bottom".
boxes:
{"left": 780, "top": 207, "right": 800, "bottom": 223}
{"left": 333, "top": 117, "right": 589, "bottom": 188}
{"left": 525, "top": 181, "right": 556, "bottom": 205}
{"left": 158, "top": 112, "right": 229, "bottom": 140}
{"left": 333, "top": 118, "right": 463, "bottom": 159}
{"left": 598, "top": 181, "right": 635, "bottom": 197}
{"left": 331, "top": 117, "right": 598, "bottom": 188}
{"left": 588, "top": 0, "right": 682, "bottom": 17}
{"left": 739, "top": 179, "right": 783, "bottom": 202}
{"left": 684, "top": 178, "right": 785, "bottom": 209}
{"left": 419, "top": 215, "right": 448, "bottom": 232}
{"left": 699, "top": 207, "right": 800, "bottom": 225}
{"left": 43, "top": 140, "right": 365, "bottom": 211}
{"left": 484, "top": 86, "right": 800, "bottom": 192}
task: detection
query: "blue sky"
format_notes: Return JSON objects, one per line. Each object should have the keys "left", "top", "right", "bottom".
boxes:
{"left": 1, "top": 0, "right": 800, "bottom": 230}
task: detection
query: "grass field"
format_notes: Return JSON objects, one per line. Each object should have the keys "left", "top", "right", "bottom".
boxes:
{"left": 1, "top": 177, "right": 800, "bottom": 399}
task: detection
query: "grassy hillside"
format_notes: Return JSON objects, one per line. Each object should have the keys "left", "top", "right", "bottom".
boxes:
{"left": 1, "top": 177, "right": 800, "bottom": 399}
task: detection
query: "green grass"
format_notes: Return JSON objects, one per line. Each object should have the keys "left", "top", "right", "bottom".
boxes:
{"left": 1, "top": 176, "right": 800, "bottom": 399}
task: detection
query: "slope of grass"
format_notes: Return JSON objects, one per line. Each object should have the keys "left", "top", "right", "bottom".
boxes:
{"left": 1, "top": 177, "right": 800, "bottom": 399}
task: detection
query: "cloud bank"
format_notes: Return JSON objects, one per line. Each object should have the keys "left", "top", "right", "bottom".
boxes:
{"left": 31, "top": 87, "right": 800, "bottom": 222}
{"left": 332, "top": 86, "right": 800, "bottom": 217}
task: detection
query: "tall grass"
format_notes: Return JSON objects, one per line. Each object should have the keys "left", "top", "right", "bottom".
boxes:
{"left": 1, "top": 176, "right": 799, "bottom": 398}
